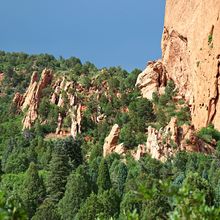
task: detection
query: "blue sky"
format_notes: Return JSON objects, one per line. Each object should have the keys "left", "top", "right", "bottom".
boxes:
{"left": 0, "top": 0, "right": 165, "bottom": 71}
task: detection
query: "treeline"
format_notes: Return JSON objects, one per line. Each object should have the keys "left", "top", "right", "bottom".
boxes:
{"left": 2, "top": 137, "right": 220, "bottom": 219}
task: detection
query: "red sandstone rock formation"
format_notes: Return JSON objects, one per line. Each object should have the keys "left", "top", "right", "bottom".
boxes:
{"left": 70, "top": 103, "right": 82, "bottom": 139}
{"left": 103, "top": 124, "right": 125, "bottom": 157}
{"left": 51, "top": 77, "right": 82, "bottom": 139}
{"left": 103, "top": 119, "right": 214, "bottom": 162}
{"left": 137, "top": 0, "right": 220, "bottom": 131}
{"left": 13, "top": 69, "right": 53, "bottom": 129}
{"left": 0, "top": 72, "right": 4, "bottom": 84}
{"left": 162, "top": 0, "right": 219, "bottom": 129}
{"left": 136, "top": 60, "right": 166, "bottom": 100}
{"left": 144, "top": 118, "right": 214, "bottom": 162}
{"left": 13, "top": 92, "right": 24, "bottom": 108}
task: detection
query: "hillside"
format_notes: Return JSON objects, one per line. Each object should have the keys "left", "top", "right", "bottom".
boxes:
{"left": 1, "top": 0, "right": 220, "bottom": 219}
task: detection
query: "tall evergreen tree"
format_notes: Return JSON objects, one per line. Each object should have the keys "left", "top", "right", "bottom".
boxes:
{"left": 76, "top": 193, "right": 103, "bottom": 220}
{"left": 32, "top": 198, "right": 60, "bottom": 220}
{"left": 97, "top": 159, "right": 112, "bottom": 192}
{"left": 21, "top": 162, "right": 45, "bottom": 218}
{"left": 47, "top": 149, "right": 70, "bottom": 202}
{"left": 58, "top": 165, "right": 91, "bottom": 220}
{"left": 117, "top": 162, "right": 128, "bottom": 197}
{"left": 98, "top": 189, "right": 121, "bottom": 219}
{"left": 54, "top": 137, "right": 83, "bottom": 169}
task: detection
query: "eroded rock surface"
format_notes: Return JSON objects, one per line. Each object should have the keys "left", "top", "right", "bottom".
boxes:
{"left": 13, "top": 69, "right": 53, "bottom": 129}
{"left": 103, "top": 124, "right": 124, "bottom": 157}
{"left": 136, "top": 60, "right": 166, "bottom": 100}
{"left": 144, "top": 118, "right": 214, "bottom": 162}
{"left": 0, "top": 72, "right": 4, "bottom": 84}
{"left": 136, "top": 0, "right": 220, "bottom": 131}
{"left": 163, "top": 0, "right": 220, "bottom": 129}
{"left": 51, "top": 78, "right": 82, "bottom": 139}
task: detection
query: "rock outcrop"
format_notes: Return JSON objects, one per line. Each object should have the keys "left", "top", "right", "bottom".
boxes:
{"left": 51, "top": 77, "right": 82, "bottom": 138}
{"left": 13, "top": 92, "right": 24, "bottom": 107}
{"left": 103, "top": 118, "right": 215, "bottom": 162}
{"left": 13, "top": 69, "right": 53, "bottom": 129}
{"left": 70, "top": 104, "right": 82, "bottom": 139}
{"left": 136, "top": 60, "right": 166, "bottom": 100}
{"left": 103, "top": 124, "right": 126, "bottom": 157}
{"left": 144, "top": 118, "right": 214, "bottom": 162}
{"left": 0, "top": 72, "right": 4, "bottom": 84}
{"left": 137, "top": 0, "right": 220, "bottom": 131}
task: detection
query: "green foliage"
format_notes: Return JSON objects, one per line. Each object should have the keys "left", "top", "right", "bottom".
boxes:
{"left": 197, "top": 124, "right": 220, "bottom": 144}
{"left": 169, "top": 173, "right": 218, "bottom": 219}
{"left": 117, "top": 163, "right": 128, "bottom": 197}
{"left": 0, "top": 191, "right": 27, "bottom": 220}
{"left": 153, "top": 80, "right": 190, "bottom": 128}
{"left": 97, "top": 159, "right": 112, "bottom": 192}
{"left": 119, "top": 123, "right": 137, "bottom": 149}
{"left": 58, "top": 165, "right": 92, "bottom": 220}
{"left": 76, "top": 193, "right": 103, "bottom": 220}
{"left": 208, "top": 34, "right": 213, "bottom": 45}
{"left": 53, "top": 137, "right": 83, "bottom": 169}
{"left": 46, "top": 149, "right": 70, "bottom": 202}
{"left": 38, "top": 97, "right": 59, "bottom": 133}
{"left": 20, "top": 162, "right": 45, "bottom": 218}
{"left": 119, "top": 98, "right": 155, "bottom": 148}
{"left": 32, "top": 198, "right": 60, "bottom": 220}
{"left": 2, "top": 51, "right": 220, "bottom": 219}
{"left": 1, "top": 134, "right": 36, "bottom": 174}
{"left": 98, "top": 189, "right": 121, "bottom": 219}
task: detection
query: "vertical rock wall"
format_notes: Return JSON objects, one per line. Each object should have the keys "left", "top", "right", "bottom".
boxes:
{"left": 162, "top": 0, "right": 220, "bottom": 130}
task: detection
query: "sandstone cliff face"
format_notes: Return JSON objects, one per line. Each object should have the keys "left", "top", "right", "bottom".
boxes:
{"left": 137, "top": 0, "right": 220, "bottom": 130}
{"left": 13, "top": 69, "right": 53, "bottom": 129}
{"left": 163, "top": 0, "right": 220, "bottom": 129}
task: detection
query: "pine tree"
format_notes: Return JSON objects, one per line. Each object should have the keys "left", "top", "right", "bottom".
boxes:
{"left": 54, "top": 137, "right": 83, "bottom": 169}
{"left": 58, "top": 165, "right": 91, "bottom": 220}
{"left": 117, "top": 162, "right": 128, "bottom": 197}
{"left": 76, "top": 193, "right": 103, "bottom": 220}
{"left": 32, "top": 198, "right": 60, "bottom": 220}
{"left": 97, "top": 159, "right": 112, "bottom": 192}
{"left": 98, "top": 188, "right": 121, "bottom": 219}
{"left": 21, "top": 162, "right": 45, "bottom": 218}
{"left": 47, "top": 149, "right": 70, "bottom": 202}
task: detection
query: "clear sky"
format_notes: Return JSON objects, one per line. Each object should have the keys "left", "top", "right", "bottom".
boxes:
{"left": 0, "top": 0, "right": 165, "bottom": 71}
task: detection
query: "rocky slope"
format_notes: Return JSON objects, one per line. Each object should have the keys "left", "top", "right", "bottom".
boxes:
{"left": 103, "top": 118, "right": 214, "bottom": 162}
{"left": 9, "top": 0, "right": 220, "bottom": 162}
{"left": 13, "top": 69, "right": 82, "bottom": 138}
{"left": 137, "top": 0, "right": 220, "bottom": 130}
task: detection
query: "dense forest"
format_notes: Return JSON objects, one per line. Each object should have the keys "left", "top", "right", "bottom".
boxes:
{"left": 1, "top": 51, "right": 220, "bottom": 220}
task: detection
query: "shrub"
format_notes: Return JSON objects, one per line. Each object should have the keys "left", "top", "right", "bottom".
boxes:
{"left": 197, "top": 124, "right": 220, "bottom": 144}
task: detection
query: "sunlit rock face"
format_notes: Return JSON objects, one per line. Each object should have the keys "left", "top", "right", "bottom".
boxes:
{"left": 137, "top": 0, "right": 220, "bottom": 130}
{"left": 13, "top": 69, "right": 53, "bottom": 129}
{"left": 103, "top": 124, "right": 125, "bottom": 157}
{"left": 163, "top": 0, "right": 220, "bottom": 130}
{"left": 135, "top": 60, "right": 166, "bottom": 100}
